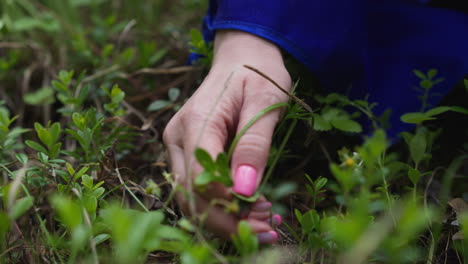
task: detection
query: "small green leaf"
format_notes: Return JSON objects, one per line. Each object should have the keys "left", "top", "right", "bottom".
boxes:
{"left": 49, "top": 122, "right": 61, "bottom": 144}
{"left": 147, "top": 100, "right": 171, "bottom": 112}
{"left": 168, "top": 88, "right": 180, "bottom": 102}
{"left": 295, "top": 209, "right": 303, "bottom": 223}
{"left": 231, "top": 221, "right": 258, "bottom": 256}
{"left": 408, "top": 168, "right": 421, "bottom": 185}
{"left": 401, "top": 112, "right": 434, "bottom": 124}
{"left": 24, "top": 87, "right": 55, "bottom": 105}
{"left": 312, "top": 114, "right": 332, "bottom": 131}
{"left": 81, "top": 174, "right": 93, "bottom": 189}
{"left": 50, "top": 195, "right": 82, "bottom": 229}
{"left": 194, "top": 148, "right": 215, "bottom": 172}
{"left": 15, "top": 153, "right": 28, "bottom": 165}
{"left": 410, "top": 130, "right": 426, "bottom": 166}
{"left": 72, "top": 112, "right": 86, "bottom": 130}
{"left": 194, "top": 171, "right": 214, "bottom": 187}
{"left": 420, "top": 79, "right": 433, "bottom": 90}
{"left": 10, "top": 196, "right": 34, "bottom": 220}
{"left": 330, "top": 119, "right": 362, "bottom": 133}
{"left": 92, "top": 187, "right": 105, "bottom": 198}
{"left": 315, "top": 177, "right": 328, "bottom": 191}
{"left": 413, "top": 69, "right": 426, "bottom": 80}
{"left": 427, "top": 69, "right": 438, "bottom": 79}
{"left": 94, "top": 234, "right": 111, "bottom": 246}
{"left": 66, "top": 162, "right": 75, "bottom": 176}
{"left": 270, "top": 182, "right": 297, "bottom": 200}
{"left": 25, "top": 140, "right": 48, "bottom": 154}
{"left": 301, "top": 209, "right": 320, "bottom": 232}
{"left": 73, "top": 166, "right": 89, "bottom": 181}
{"left": 232, "top": 192, "right": 261, "bottom": 203}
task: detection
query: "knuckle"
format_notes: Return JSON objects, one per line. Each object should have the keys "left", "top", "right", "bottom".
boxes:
{"left": 235, "top": 131, "right": 272, "bottom": 156}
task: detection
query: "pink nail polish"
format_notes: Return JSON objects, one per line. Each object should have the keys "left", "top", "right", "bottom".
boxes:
{"left": 272, "top": 214, "right": 282, "bottom": 226}
{"left": 233, "top": 165, "right": 257, "bottom": 196}
{"left": 257, "top": 231, "right": 278, "bottom": 244}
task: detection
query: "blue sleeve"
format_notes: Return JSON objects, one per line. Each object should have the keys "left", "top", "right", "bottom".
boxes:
{"left": 202, "top": 0, "right": 468, "bottom": 138}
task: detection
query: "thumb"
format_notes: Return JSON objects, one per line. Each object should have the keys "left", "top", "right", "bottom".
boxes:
{"left": 231, "top": 88, "right": 287, "bottom": 197}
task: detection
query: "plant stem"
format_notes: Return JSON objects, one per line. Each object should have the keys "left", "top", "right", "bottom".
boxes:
{"left": 260, "top": 118, "right": 297, "bottom": 191}
{"left": 227, "top": 102, "right": 288, "bottom": 160}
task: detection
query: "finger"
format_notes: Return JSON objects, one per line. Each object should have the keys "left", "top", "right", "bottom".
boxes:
{"left": 181, "top": 77, "right": 242, "bottom": 198}
{"left": 176, "top": 192, "right": 272, "bottom": 238}
{"left": 163, "top": 123, "right": 186, "bottom": 187}
{"left": 248, "top": 211, "right": 271, "bottom": 221}
{"left": 231, "top": 78, "right": 289, "bottom": 197}
{"left": 250, "top": 197, "right": 272, "bottom": 212}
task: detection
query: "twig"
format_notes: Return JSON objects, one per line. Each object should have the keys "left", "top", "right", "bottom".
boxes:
{"left": 114, "top": 167, "right": 150, "bottom": 213}
{"left": 117, "top": 19, "right": 137, "bottom": 50}
{"left": 243, "top": 65, "right": 313, "bottom": 113}
{"left": 129, "top": 66, "right": 200, "bottom": 76}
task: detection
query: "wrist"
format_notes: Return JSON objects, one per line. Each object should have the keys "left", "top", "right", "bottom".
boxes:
{"left": 212, "top": 30, "right": 284, "bottom": 67}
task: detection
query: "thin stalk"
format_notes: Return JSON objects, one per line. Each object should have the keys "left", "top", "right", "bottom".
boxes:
{"left": 260, "top": 118, "right": 297, "bottom": 191}
{"left": 227, "top": 102, "right": 288, "bottom": 160}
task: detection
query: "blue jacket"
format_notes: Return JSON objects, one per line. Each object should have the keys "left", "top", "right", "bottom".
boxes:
{"left": 200, "top": 0, "right": 468, "bottom": 138}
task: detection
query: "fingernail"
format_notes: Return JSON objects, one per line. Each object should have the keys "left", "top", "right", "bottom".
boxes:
{"left": 257, "top": 231, "right": 278, "bottom": 244}
{"left": 233, "top": 165, "right": 257, "bottom": 196}
{"left": 271, "top": 214, "right": 282, "bottom": 226}
{"left": 251, "top": 202, "right": 272, "bottom": 211}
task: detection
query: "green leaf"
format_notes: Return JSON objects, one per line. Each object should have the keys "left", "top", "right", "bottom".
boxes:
{"left": 94, "top": 233, "right": 111, "bottom": 245}
{"left": 295, "top": 209, "right": 303, "bottom": 223}
{"left": 15, "top": 153, "right": 28, "bottom": 165}
{"left": 92, "top": 187, "right": 105, "bottom": 198}
{"left": 194, "top": 171, "right": 214, "bottom": 187}
{"left": 10, "top": 196, "right": 34, "bottom": 220}
{"left": 400, "top": 112, "right": 434, "bottom": 124}
{"left": 408, "top": 168, "right": 421, "bottom": 185}
{"left": 25, "top": 140, "right": 48, "bottom": 154}
{"left": 232, "top": 192, "right": 261, "bottom": 203}
{"left": 72, "top": 112, "right": 86, "bottom": 130}
{"left": 71, "top": 225, "right": 89, "bottom": 254}
{"left": 312, "top": 114, "right": 332, "bottom": 131}
{"left": 410, "top": 130, "right": 426, "bottom": 166}
{"left": 49, "top": 122, "right": 61, "bottom": 144}
{"left": 330, "top": 119, "right": 362, "bottom": 133}
{"left": 66, "top": 162, "right": 75, "bottom": 176}
{"left": 50, "top": 195, "right": 82, "bottom": 229}
{"left": 194, "top": 148, "right": 215, "bottom": 172}
{"left": 301, "top": 209, "right": 320, "bottom": 232}
{"left": 81, "top": 174, "right": 93, "bottom": 189}
{"left": 420, "top": 79, "right": 433, "bottom": 90}
{"left": 448, "top": 106, "right": 468, "bottom": 115}
{"left": 35, "top": 123, "right": 52, "bottom": 147}
{"left": 413, "top": 69, "right": 426, "bottom": 80}
{"left": 315, "top": 177, "right": 328, "bottom": 191}
{"left": 270, "top": 182, "right": 297, "bottom": 200}
{"left": 147, "top": 100, "right": 171, "bottom": 112}
{"left": 168, "top": 88, "right": 180, "bottom": 102}
{"left": 231, "top": 221, "right": 259, "bottom": 256}
{"left": 73, "top": 166, "right": 89, "bottom": 181}
{"left": 24, "top": 87, "right": 55, "bottom": 105}
{"left": 464, "top": 79, "right": 468, "bottom": 92}
{"left": 427, "top": 69, "right": 438, "bottom": 79}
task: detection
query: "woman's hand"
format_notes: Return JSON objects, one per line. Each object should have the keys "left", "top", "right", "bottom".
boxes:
{"left": 163, "top": 30, "right": 291, "bottom": 242}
